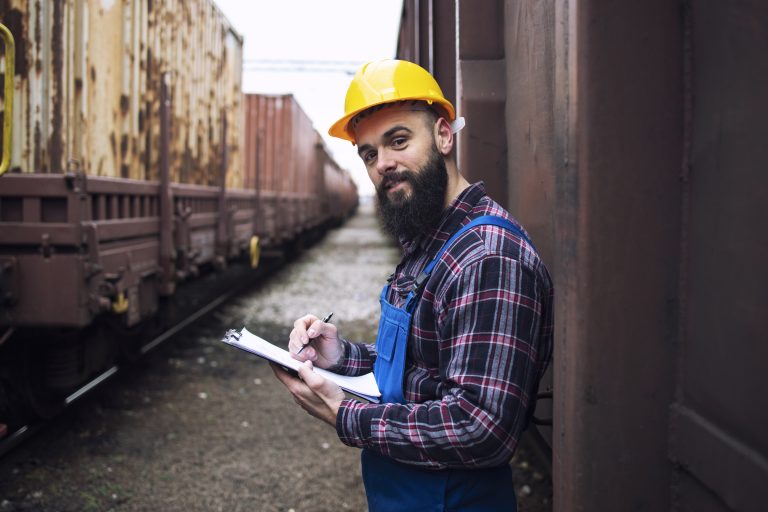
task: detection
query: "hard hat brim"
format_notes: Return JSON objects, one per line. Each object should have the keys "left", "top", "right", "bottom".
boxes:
{"left": 328, "top": 96, "right": 456, "bottom": 144}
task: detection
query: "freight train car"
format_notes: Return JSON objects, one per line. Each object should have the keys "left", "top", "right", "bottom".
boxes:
{"left": 397, "top": 1, "right": 767, "bottom": 511}
{"left": 0, "top": 1, "right": 357, "bottom": 427}
{"left": 243, "top": 93, "right": 357, "bottom": 251}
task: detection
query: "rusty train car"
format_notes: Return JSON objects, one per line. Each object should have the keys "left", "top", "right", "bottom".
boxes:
{"left": 398, "top": 1, "right": 766, "bottom": 511}
{"left": 243, "top": 93, "right": 358, "bottom": 249}
{"left": 0, "top": 1, "right": 357, "bottom": 424}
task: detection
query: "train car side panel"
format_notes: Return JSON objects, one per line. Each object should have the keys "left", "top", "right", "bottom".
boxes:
{"left": 0, "top": 0, "right": 242, "bottom": 187}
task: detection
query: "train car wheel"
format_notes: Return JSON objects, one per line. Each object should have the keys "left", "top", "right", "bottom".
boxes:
{"left": 114, "top": 317, "right": 161, "bottom": 363}
{"left": 14, "top": 342, "right": 67, "bottom": 420}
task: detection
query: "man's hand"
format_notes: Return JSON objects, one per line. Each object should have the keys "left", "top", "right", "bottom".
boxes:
{"left": 270, "top": 360, "right": 346, "bottom": 426}
{"left": 289, "top": 314, "right": 343, "bottom": 369}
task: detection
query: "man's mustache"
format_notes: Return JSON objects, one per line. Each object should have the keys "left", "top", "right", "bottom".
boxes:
{"left": 380, "top": 170, "right": 414, "bottom": 192}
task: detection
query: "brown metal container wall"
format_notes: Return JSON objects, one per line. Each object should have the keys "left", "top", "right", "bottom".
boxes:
{"left": 277, "top": 95, "right": 289, "bottom": 196}
{"left": 243, "top": 95, "right": 256, "bottom": 189}
{"left": 284, "top": 98, "right": 297, "bottom": 230}
{"left": 277, "top": 96, "right": 292, "bottom": 234}
{"left": 243, "top": 93, "right": 332, "bottom": 238}
{"left": 247, "top": 94, "right": 267, "bottom": 238}
{"left": 292, "top": 98, "right": 318, "bottom": 227}
{"left": 0, "top": 0, "right": 242, "bottom": 187}
{"left": 398, "top": 0, "right": 768, "bottom": 511}
{"left": 262, "top": 96, "right": 275, "bottom": 192}
{"left": 552, "top": 0, "right": 683, "bottom": 508}
{"left": 501, "top": 0, "right": 558, "bottom": 451}
{"left": 669, "top": 2, "right": 768, "bottom": 510}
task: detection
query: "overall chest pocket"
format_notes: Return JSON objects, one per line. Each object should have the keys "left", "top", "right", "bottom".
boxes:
{"left": 375, "top": 316, "right": 405, "bottom": 362}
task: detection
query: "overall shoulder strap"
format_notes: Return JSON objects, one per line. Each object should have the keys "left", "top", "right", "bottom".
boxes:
{"left": 404, "top": 215, "right": 536, "bottom": 311}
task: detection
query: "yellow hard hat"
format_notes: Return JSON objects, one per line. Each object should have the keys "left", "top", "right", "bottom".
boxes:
{"left": 328, "top": 59, "right": 456, "bottom": 143}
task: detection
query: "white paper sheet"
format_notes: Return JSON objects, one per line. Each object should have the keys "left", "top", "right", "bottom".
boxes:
{"left": 222, "top": 327, "right": 381, "bottom": 403}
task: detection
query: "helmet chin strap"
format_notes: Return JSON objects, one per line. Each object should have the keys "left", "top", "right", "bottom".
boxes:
{"left": 450, "top": 117, "right": 466, "bottom": 134}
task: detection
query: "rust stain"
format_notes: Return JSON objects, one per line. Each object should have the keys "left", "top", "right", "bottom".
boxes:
{"left": 3, "top": 0, "right": 244, "bottom": 182}
{"left": 33, "top": 0, "right": 40, "bottom": 76}
{"left": 0, "top": 2, "right": 28, "bottom": 77}
{"left": 181, "top": 145, "right": 193, "bottom": 184}
{"left": 47, "top": 0, "right": 64, "bottom": 173}
{"left": 120, "top": 134, "right": 128, "bottom": 158}
{"left": 33, "top": 120, "right": 41, "bottom": 171}
{"left": 33, "top": 0, "right": 40, "bottom": 45}
{"left": 119, "top": 94, "right": 129, "bottom": 115}
{"left": 32, "top": 121, "right": 43, "bottom": 172}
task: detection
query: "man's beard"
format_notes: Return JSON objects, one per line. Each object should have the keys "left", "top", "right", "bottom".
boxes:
{"left": 376, "top": 146, "right": 448, "bottom": 241}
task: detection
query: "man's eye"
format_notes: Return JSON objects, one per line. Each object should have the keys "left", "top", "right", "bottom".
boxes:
{"left": 363, "top": 151, "right": 377, "bottom": 164}
{"left": 392, "top": 137, "right": 407, "bottom": 147}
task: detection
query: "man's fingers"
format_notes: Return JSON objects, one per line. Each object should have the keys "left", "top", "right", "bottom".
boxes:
{"left": 298, "top": 361, "right": 338, "bottom": 397}
{"left": 289, "top": 344, "right": 316, "bottom": 362}
{"left": 292, "top": 314, "right": 317, "bottom": 345}
{"left": 269, "top": 362, "right": 295, "bottom": 386}
{"left": 272, "top": 360, "right": 342, "bottom": 426}
{"left": 293, "top": 314, "right": 317, "bottom": 329}
{"left": 270, "top": 363, "right": 307, "bottom": 394}
{"left": 297, "top": 360, "right": 316, "bottom": 384}
{"left": 306, "top": 319, "right": 336, "bottom": 339}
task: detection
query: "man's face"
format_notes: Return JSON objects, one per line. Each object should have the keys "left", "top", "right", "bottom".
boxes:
{"left": 353, "top": 104, "right": 448, "bottom": 240}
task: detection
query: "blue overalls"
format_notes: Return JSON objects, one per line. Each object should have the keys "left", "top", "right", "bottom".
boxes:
{"left": 363, "top": 215, "right": 536, "bottom": 512}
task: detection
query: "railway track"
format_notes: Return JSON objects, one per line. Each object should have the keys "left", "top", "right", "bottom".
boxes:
{"left": 0, "top": 256, "right": 282, "bottom": 459}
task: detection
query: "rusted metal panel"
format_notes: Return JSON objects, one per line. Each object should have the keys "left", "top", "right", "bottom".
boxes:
{"left": 396, "top": 0, "right": 457, "bottom": 128}
{"left": 431, "top": 0, "right": 456, "bottom": 106}
{"left": 0, "top": 0, "right": 243, "bottom": 187}
{"left": 669, "top": 0, "right": 768, "bottom": 509}
{"left": 396, "top": 0, "right": 417, "bottom": 66}
{"left": 669, "top": 405, "right": 766, "bottom": 512}
{"left": 497, "top": 0, "right": 560, "bottom": 454}
{"left": 551, "top": 0, "right": 683, "bottom": 509}
{"left": 0, "top": 173, "right": 163, "bottom": 327}
{"left": 242, "top": 93, "right": 353, "bottom": 244}
{"left": 320, "top": 150, "right": 357, "bottom": 223}
{"left": 454, "top": 0, "right": 508, "bottom": 208}
{"left": 0, "top": 169, "right": 260, "bottom": 329}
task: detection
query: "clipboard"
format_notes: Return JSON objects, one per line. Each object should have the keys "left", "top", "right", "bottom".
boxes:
{"left": 221, "top": 327, "right": 381, "bottom": 403}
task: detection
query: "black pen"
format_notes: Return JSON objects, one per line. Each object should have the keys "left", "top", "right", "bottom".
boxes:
{"left": 296, "top": 312, "right": 333, "bottom": 355}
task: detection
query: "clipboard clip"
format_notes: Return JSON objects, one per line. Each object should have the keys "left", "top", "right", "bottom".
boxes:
{"left": 221, "top": 329, "right": 242, "bottom": 344}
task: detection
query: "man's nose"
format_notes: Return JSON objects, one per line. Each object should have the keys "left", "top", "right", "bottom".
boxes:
{"left": 375, "top": 148, "right": 397, "bottom": 175}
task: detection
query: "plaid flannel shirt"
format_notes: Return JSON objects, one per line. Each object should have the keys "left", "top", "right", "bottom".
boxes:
{"left": 332, "top": 182, "right": 554, "bottom": 469}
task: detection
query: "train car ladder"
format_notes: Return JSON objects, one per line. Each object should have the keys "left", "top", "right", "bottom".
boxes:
{"left": 0, "top": 22, "right": 14, "bottom": 176}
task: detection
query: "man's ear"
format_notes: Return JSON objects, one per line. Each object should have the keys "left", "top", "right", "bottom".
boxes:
{"left": 434, "top": 117, "right": 454, "bottom": 156}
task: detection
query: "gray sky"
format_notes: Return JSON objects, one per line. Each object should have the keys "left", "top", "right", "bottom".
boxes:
{"left": 214, "top": 0, "right": 405, "bottom": 196}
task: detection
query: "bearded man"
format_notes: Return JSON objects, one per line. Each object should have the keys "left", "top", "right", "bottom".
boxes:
{"left": 271, "top": 59, "right": 554, "bottom": 512}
